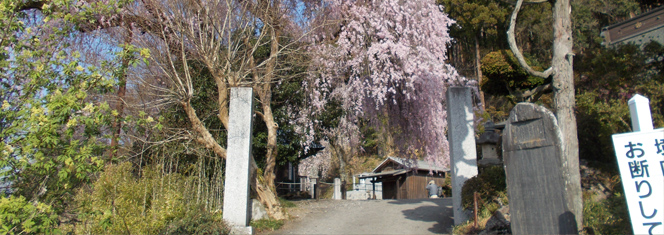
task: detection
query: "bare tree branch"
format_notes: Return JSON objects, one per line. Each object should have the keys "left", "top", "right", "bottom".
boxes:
{"left": 517, "top": 83, "right": 552, "bottom": 102}
{"left": 507, "top": 0, "right": 553, "bottom": 78}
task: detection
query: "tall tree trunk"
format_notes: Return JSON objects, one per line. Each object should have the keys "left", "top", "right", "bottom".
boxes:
{"left": 259, "top": 98, "right": 279, "bottom": 190}
{"left": 328, "top": 140, "right": 347, "bottom": 182}
{"left": 379, "top": 108, "right": 395, "bottom": 156}
{"left": 552, "top": 0, "right": 582, "bottom": 229}
{"left": 109, "top": 33, "right": 132, "bottom": 159}
{"left": 475, "top": 34, "right": 485, "bottom": 110}
{"left": 252, "top": 158, "right": 286, "bottom": 220}
{"left": 256, "top": 27, "right": 280, "bottom": 190}
{"left": 337, "top": 145, "right": 347, "bottom": 182}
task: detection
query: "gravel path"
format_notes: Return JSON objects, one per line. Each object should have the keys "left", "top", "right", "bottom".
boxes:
{"left": 265, "top": 198, "right": 454, "bottom": 235}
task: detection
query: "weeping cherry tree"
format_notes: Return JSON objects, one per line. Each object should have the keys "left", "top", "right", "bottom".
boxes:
{"left": 300, "top": 0, "right": 472, "bottom": 180}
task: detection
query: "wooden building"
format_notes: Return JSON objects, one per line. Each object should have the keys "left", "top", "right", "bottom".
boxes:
{"left": 601, "top": 6, "right": 664, "bottom": 47}
{"left": 359, "top": 157, "right": 449, "bottom": 199}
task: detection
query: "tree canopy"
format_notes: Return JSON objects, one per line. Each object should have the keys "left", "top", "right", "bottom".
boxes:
{"left": 300, "top": 0, "right": 471, "bottom": 177}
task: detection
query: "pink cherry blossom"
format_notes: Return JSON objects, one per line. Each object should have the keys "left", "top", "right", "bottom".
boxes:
{"left": 299, "top": 0, "right": 474, "bottom": 172}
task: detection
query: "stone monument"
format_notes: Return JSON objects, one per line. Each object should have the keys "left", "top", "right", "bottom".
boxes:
{"left": 503, "top": 103, "right": 578, "bottom": 234}
{"left": 446, "top": 87, "right": 478, "bottom": 225}
{"left": 222, "top": 87, "right": 255, "bottom": 234}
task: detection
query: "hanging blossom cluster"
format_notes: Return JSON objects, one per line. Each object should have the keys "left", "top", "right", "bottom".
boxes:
{"left": 301, "top": 0, "right": 473, "bottom": 167}
{"left": 298, "top": 140, "right": 333, "bottom": 178}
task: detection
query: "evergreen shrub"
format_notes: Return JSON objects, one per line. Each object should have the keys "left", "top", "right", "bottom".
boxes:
{"left": 461, "top": 166, "right": 507, "bottom": 211}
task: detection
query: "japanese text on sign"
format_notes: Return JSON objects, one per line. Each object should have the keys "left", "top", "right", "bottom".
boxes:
{"left": 613, "top": 130, "right": 664, "bottom": 235}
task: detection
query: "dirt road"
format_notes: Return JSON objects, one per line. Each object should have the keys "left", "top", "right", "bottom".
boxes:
{"left": 266, "top": 198, "right": 454, "bottom": 234}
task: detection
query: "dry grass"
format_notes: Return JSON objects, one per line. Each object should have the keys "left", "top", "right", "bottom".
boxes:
{"left": 452, "top": 215, "right": 492, "bottom": 234}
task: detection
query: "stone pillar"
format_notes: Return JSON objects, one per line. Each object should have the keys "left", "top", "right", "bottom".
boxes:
{"left": 503, "top": 103, "right": 577, "bottom": 234}
{"left": 446, "top": 87, "right": 478, "bottom": 225}
{"left": 222, "top": 87, "right": 254, "bottom": 234}
{"left": 333, "top": 178, "right": 341, "bottom": 200}
{"left": 310, "top": 177, "right": 317, "bottom": 199}
{"left": 352, "top": 176, "right": 356, "bottom": 191}
{"left": 300, "top": 177, "right": 305, "bottom": 192}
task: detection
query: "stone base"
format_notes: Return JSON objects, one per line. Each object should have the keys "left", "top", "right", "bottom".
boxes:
{"left": 251, "top": 199, "right": 268, "bottom": 220}
{"left": 230, "top": 226, "right": 254, "bottom": 235}
{"left": 346, "top": 190, "right": 370, "bottom": 200}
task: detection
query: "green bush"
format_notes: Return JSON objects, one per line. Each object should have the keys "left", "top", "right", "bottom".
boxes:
{"left": 71, "top": 162, "right": 228, "bottom": 234}
{"left": 461, "top": 166, "right": 507, "bottom": 210}
{"left": 441, "top": 174, "right": 452, "bottom": 197}
{"left": 583, "top": 177, "right": 631, "bottom": 234}
{"left": 480, "top": 50, "right": 548, "bottom": 99}
{"left": 0, "top": 195, "right": 58, "bottom": 234}
{"left": 162, "top": 206, "right": 229, "bottom": 235}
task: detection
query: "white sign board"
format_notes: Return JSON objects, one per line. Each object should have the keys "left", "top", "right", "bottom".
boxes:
{"left": 612, "top": 129, "right": 664, "bottom": 235}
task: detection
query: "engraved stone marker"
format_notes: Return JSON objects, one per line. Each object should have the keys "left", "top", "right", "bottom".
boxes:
{"left": 446, "top": 87, "right": 478, "bottom": 225}
{"left": 503, "top": 103, "right": 578, "bottom": 234}
{"left": 222, "top": 87, "right": 254, "bottom": 234}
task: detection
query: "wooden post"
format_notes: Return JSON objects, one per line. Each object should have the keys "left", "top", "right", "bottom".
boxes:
{"left": 372, "top": 179, "right": 376, "bottom": 199}
{"left": 473, "top": 192, "right": 478, "bottom": 229}
{"left": 396, "top": 177, "right": 400, "bottom": 199}
{"left": 315, "top": 178, "right": 320, "bottom": 201}
{"left": 342, "top": 180, "right": 347, "bottom": 200}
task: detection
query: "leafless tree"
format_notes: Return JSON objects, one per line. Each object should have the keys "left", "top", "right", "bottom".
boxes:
{"left": 123, "top": 0, "right": 312, "bottom": 219}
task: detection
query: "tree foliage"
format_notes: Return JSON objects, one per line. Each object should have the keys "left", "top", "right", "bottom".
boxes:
{"left": 481, "top": 50, "right": 548, "bottom": 101}
{"left": 302, "top": 0, "right": 471, "bottom": 173}
{"left": 0, "top": 0, "right": 141, "bottom": 232}
{"left": 576, "top": 42, "right": 664, "bottom": 167}
{"left": 0, "top": 195, "right": 58, "bottom": 234}
{"left": 0, "top": 0, "right": 138, "bottom": 212}
{"left": 439, "top": 0, "right": 508, "bottom": 37}
{"left": 571, "top": 0, "right": 639, "bottom": 53}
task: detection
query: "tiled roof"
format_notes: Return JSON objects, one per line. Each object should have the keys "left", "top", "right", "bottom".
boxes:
{"left": 372, "top": 156, "right": 449, "bottom": 173}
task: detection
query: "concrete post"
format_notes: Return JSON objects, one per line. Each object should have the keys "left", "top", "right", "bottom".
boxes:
{"left": 628, "top": 94, "right": 654, "bottom": 132}
{"left": 333, "top": 178, "right": 341, "bottom": 200}
{"left": 310, "top": 179, "right": 316, "bottom": 199}
{"left": 446, "top": 87, "right": 478, "bottom": 225}
{"left": 222, "top": 87, "right": 254, "bottom": 234}
{"left": 352, "top": 176, "right": 356, "bottom": 191}
{"left": 300, "top": 177, "right": 305, "bottom": 192}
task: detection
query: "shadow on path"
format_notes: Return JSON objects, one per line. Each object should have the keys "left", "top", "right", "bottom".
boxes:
{"left": 268, "top": 198, "right": 454, "bottom": 234}
{"left": 389, "top": 198, "right": 454, "bottom": 234}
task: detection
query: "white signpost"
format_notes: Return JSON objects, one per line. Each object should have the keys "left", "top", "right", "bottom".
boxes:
{"left": 611, "top": 94, "right": 664, "bottom": 235}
